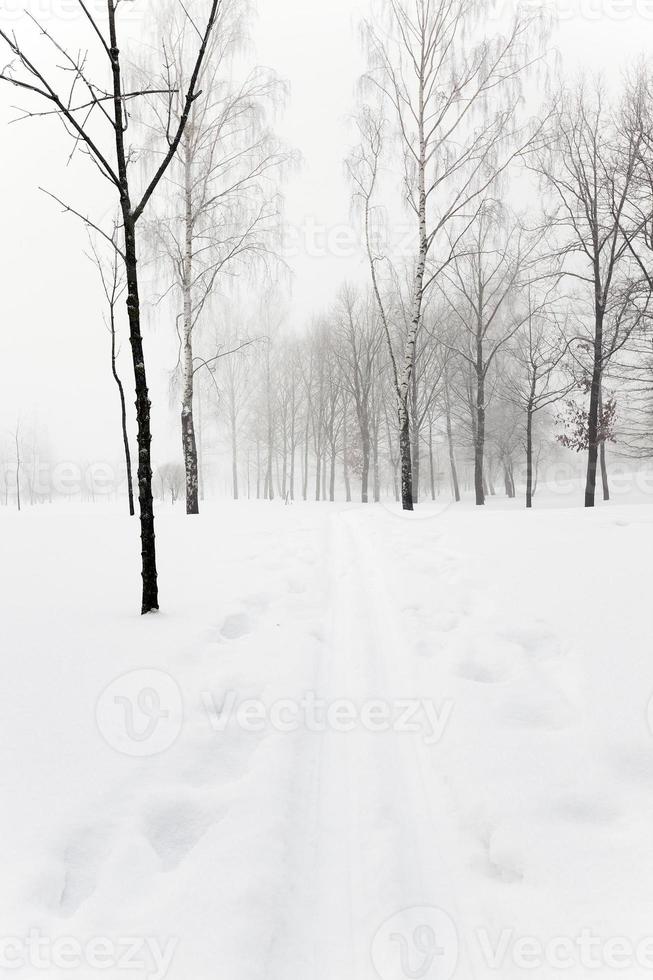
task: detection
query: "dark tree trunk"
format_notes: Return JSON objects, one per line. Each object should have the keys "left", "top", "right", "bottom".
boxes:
{"left": 398, "top": 399, "right": 414, "bottom": 511}
{"left": 600, "top": 441, "right": 610, "bottom": 501}
{"left": 585, "top": 308, "right": 603, "bottom": 508}
{"left": 109, "top": 9, "right": 158, "bottom": 613}
{"left": 412, "top": 424, "right": 420, "bottom": 503}
{"left": 428, "top": 423, "right": 436, "bottom": 500}
{"left": 373, "top": 423, "right": 380, "bottom": 503}
{"left": 361, "top": 427, "right": 370, "bottom": 504}
{"left": 122, "top": 216, "right": 158, "bottom": 611}
{"left": 526, "top": 405, "right": 534, "bottom": 509}
{"left": 599, "top": 387, "right": 610, "bottom": 501}
{"left": 474, "top": 366, "right": 485, "bottom": 507}
{"left": 445, "top": 381, "right": 460, "bottom": 503}
{"left": 343, "top": 421, "right": 352, "bottom": 502}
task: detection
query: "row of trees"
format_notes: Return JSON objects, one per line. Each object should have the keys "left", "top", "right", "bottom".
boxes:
{"left": 3, "top": 0, "right": 653, "bottom": 613}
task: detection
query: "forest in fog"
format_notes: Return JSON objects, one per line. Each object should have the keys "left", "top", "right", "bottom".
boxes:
{"left": 2, "top": 0, "right": 653, "bottom": 608}
{"left": 3, "top": 5, "right": 653, "bottom": 979}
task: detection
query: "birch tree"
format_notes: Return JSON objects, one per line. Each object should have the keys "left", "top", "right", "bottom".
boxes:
{"left": 147, "top": 0, "right": 287, "bottom": 514}
{"left": 353, "top": 0, "right": 545, "bottom": 510}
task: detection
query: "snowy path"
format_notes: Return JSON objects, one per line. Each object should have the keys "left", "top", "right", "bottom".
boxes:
{"left": 268, "top": 510, "right": 463, "bottom": 980}
{"left": 2, "top": 500, "right": 653, "bottom": 979}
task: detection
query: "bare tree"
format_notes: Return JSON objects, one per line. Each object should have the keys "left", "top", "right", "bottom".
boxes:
{"left": 351, "top": 0, "right": 545, "bottom": 510}
{"left": 439, "top": 204, "right": 538, "bottom": 505}
{"left": 147, "top": 0, "right": 288, "bottom": 515}
{"left": 505, "top": 289, "right": 574, "bottom": 507}
{"left": 334, "top": 286, "right": 383, "bottom": 503}
{"left": 1, "top": 0, "right": 222, "bottom": 612}
{"left": 157, "top": 462, "right": 186, "bottom": 505}
{"left": 530, "top": 80, "right": 645, "bottom": 508}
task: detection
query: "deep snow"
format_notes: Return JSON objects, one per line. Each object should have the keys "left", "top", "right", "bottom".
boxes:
{"left": 1, "top": 493, "right": 652, "bottom": 979}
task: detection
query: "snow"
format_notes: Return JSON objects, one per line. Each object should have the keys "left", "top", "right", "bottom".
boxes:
{"left": 1, "top": 494, "right": 652, "bottom": 979}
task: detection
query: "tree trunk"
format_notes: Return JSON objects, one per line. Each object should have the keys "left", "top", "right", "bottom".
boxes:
{"left": 303, "top": 418, "right": 309, "bottom": 501}
{"left": 361, "top": 422, "right": 370, "bottom": 504}
{"left": 411, "top": 370, "right": 420, "bottom": 504}
{"left": 428, "top": 423, "right": 436, "bottom": 501}
{"left": 289, "top": 394, "right": 296, "bottom": 501}
{"left": 412, "top": 424, "right": 420, "bottom": 504}
{"left": 123, "top": 216, "right": 158, "bottom": 612}
{"left": 231, "top": 410, "right": 239, "bottom": 500}
{"left": 373, "top": 424, "right": 380, "bottom": 504}
{"left": 110, "top": 301, "right": 134, "bottom": 516}
{"left": 108, "top": 7, "right": 158, "bottom": 612}
{"left": 599, "top": 387, "right": 610, "bottom": 501}
{"left": 266, "top": 355, "right": 274, "bottom": 501}
{"left": 329, "top": 450, "right": 336, "bottom": 502}
{"left": 15, "top": 431, "right": 20, "bottom": 513}
{"left": 526, "top": 405, "right": 534, "bottom": 509}
{"left": 445, "top": 381, "right": 460, "bottom": 503}
{"left": 181, "top": 139, "right": 199, "bottom": 516}
{"left": 475, "top": 363, "right": 485, "bottom": 507}
{"left": 343, "top": 420, "right": 352, "bottom": 502}
{"left": 585, "top": 308, "right": 603, "bottom": 508}
{"left": 398, "top": 398, "right": 414, "bottom": 511}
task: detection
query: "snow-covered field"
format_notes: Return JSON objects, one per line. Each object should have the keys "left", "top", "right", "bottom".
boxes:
{"left": 2, "top": 495, "right": 652, "bottom": 979}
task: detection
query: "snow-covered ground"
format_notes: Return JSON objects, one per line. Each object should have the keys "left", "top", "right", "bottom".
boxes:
{"left": 1, "top": 494, "right": 652, "bottom": 979}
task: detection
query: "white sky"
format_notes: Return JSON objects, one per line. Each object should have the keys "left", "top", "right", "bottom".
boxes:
{"left": 0, "top": 0, "right": 650, "bottom": 466}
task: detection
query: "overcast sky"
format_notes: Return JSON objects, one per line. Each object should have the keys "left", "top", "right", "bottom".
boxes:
{"left": 0, "top": 0, "right": 649, "bottom": 467}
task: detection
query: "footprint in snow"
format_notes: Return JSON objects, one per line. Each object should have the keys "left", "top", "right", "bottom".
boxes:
{"left": 57, "top": 823, "right": 114, "bottom": 915}
{"left": 473, "top": 826, "right": 525, "bottom": 884}
{"left": 143, "top": 795, "right": 223, "bottom": 871}
{"left": 220, "top": 611, "right": 253, "bottom": 640}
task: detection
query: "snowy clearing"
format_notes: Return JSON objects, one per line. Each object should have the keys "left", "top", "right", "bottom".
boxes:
{"left": 2, "top": 497, "right": 652, "bottom": 979}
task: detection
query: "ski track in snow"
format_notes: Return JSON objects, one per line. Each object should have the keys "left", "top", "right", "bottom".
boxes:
{"left": 3, "top": 501, "right": 653, "bottom": 979}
